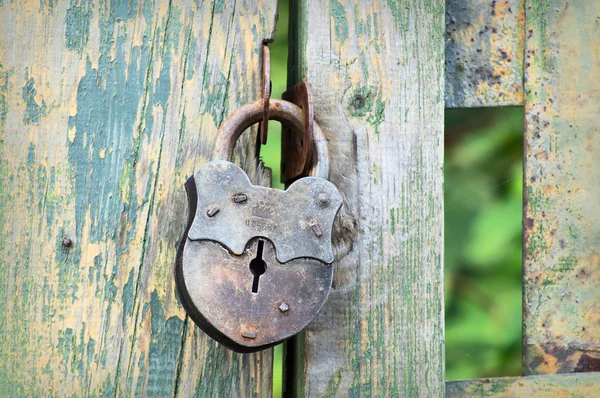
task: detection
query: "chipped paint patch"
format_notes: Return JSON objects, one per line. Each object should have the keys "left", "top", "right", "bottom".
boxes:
{"left": 65, "top": 0, "right": 92, "bottom": 53}
{"left": 184, "top": 25, "right": 197, "bottom": 80}
{"left": 386, "top": 0, "right": 410, "bottom": 32}
{"left": 0, "top": 64, "right": 8, "bottom": 124}
{"left": 200, "top": 69, "right": 230, "bottom": 128}
{"left": 330, "top": 0, "right": 348, "bottom": 43}
{"left": 67, "top": 27, "right": 148, "bottom": 245}
{"left": 145, "top": 290, "right": 184, "bottom": 397}
{"left": 22, "top": 72, "right": 47, "bottom": 125}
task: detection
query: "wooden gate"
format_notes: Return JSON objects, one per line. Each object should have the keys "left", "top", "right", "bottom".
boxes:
{"left": 0, "top": 0, "right": 598, "bottom": 396}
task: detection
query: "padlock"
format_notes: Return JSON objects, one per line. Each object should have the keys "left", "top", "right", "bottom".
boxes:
{"left": 175, "top": 99, "right": 342, "bottom": 353}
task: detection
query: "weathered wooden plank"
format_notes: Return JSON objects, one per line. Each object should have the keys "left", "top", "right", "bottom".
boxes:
{"left": 446, "top": 372, "right": 600, "bottom": 397}
{"left": 445, "top": 0, "right": 525, "bottom": 108}
{"left": 523, "top": 1, "right": 600, "bottom": 375}
{"left": 0, "top": 1, "right": 276, "bottom": 396}
{"left": 288, "top": 0, "right": 444, "bottom": 396}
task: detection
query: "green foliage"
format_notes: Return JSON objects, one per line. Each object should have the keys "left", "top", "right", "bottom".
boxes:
{"left": 445, "top": 107, "right": 523, "bottom": 380}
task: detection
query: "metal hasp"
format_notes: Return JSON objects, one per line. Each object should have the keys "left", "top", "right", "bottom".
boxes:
{"left": 281, "top": 82, "right": 314, "bottom": 183}
{"left": 259, "top": 42, "right": 271, "bottom": 145}
{"left": 175, "top": 98, "right": 342, "bottom": 353}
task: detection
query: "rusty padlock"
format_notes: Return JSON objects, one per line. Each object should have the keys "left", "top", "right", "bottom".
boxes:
{"left": 175, "top": 99, "right": 342, "bottom": 352}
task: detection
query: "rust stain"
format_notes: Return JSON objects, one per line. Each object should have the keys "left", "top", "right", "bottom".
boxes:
{"left": 575, "top": 353, "right": 600, "bottom": 373}
{"left": 445, "top": 0, "right": 525, "bottom": 108}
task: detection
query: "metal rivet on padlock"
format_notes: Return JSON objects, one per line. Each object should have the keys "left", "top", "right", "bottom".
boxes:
{"left": 174, "top": 98, "right": 342, "bottom": 353}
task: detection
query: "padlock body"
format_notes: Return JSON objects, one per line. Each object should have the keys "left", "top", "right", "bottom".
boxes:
{"left": 177, "top": 238, "right": 332, "bottom": 351}
{"left": 175, "top": 160, "right": 342, "bottom": 352}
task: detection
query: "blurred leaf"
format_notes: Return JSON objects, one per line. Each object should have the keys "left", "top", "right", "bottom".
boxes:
{"left": 465, "top": 195, "right": 522, "bottom": 268}
{"left": 444, "top": 107, "right": 523, "bottom": 380}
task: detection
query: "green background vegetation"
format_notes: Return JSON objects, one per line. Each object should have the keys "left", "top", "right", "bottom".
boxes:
{"left": 262, "top": 2, "right": 523, "bottom": 395}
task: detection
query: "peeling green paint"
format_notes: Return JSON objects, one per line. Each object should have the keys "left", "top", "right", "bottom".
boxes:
{"left": 355, "top": 5, "right": 364, "bottom": 37}
{"left": 155, "top": 4, "right": 181, "bottom": 108}
{"left": 56, "top": 326, "right": 87, "bottom": 378}
{"left": 122, "top": 269, "right": 135, "bottom": 325}
{"left": 255, "top": 25, "right": 265, "bottom": 55}
{"left": 323, "top": 368, "right": 343, "bottom": 397}
{"left": 43, "top": 167, "right": 58, "bottom": 239}
{"left": 0, "top": 64, "right": 8, "bottom": 124}
{"left": 89, "top": 254, "right": 103, "bottom": 294}
{"left": 360, "top": 52, "right": 369, "bottom": 79}
{"left": 104, "top": 264, "right": 118, "bottom": 304}
{"left": 184, "top": 24, "right": 197, "bottom": 80}
{"left": 145, "top": 290, "right": 184, "bottom": 397}
{"left": 38, "top": 0, "right": 56, "bottom": 12}
{"left": 55, "top": 231, "right": 81, "bottom": 301}
{"left": 27, "top": 142, "right": 35, "bottom": 166}
{"left": 65, "top": 0, "right": 92, "bottom": 53}
{"left": 41, "top": 276, "right": 56, "bottom": 323}
{"left": 111, "top": 0, "right": 137, "bottom": 21}
{"left": 141, "top": 162, "right": 154, "bottom": 205}
{"left": 529, "top": 0, "right": 555, "bottom": 72}
{"left": 101, "top": 375, "right": 116, "bottom": 396}
{"left": 135, "top": 352, "right": 146, "bottom": 396}
{"left": 556, "top": 253, "right": 578, "bottom": 272}
{"left": 195, "top": 338, "right": 245, "bottom": 397}
{"left": 330, "top": 0, "right": 348, "bottom": 44}
{"left": 67, "top": 15, "right": 151, "bottom": 247}
{"left": 87, "top": 337, "right": 96, "bottom": 368}
{"left": 214, "top": 0, "right": 226, "bottom": 14}
{"left": 22, "top": 72, "right": 47, "bottom": 125}
{"left": 386, "top": 1, "right": 410, "bottom": 32}
{"left": 201, "top": 68, "right": 230, "bottom": 127}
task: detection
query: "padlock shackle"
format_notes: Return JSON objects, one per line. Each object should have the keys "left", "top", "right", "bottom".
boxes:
{"left": 213, "top": 99, "right": 329, "bottom": 180}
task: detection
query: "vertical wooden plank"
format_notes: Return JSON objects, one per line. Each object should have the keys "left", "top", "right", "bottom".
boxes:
{"left": 445, "top": 0, "right": 525, "bottom": 108}
{"left": 0, "top": 1, "right": 276, "bottom": 396}
{"left": 523, "top": 1, "right": 600, "bottom": 375}
{"left": 288, "top": 0, "right": 444, "bottom": 396}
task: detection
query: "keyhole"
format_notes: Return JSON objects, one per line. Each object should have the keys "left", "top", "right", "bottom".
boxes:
{"left": 249, "top": 240, "right": 267, "bottom": 293}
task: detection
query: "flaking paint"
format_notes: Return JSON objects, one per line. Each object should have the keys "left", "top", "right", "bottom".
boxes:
{"left": 0, "top": 0, "right": 278, "bottom": 395}
{"left": 65, "top": 0, "right": 92, "bottom": 53}
{"left": 330, "top": 0, "right": 349, "bottom": 44}
{"left": 22, "top": 73, "right": 47, "bottom": 125}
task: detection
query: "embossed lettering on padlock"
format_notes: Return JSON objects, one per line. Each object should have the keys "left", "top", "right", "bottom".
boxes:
{"left": 175, "top": 99, "right": 342, "bottom": 353}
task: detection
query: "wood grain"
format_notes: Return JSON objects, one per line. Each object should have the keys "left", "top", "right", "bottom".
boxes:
{"left": 446, "top": 372, "right": 600, "bottom": 397}
{"left": 445, "top": 0, "right": 525, "bottom": 108}
{"left": 288, "top": 0, "right": 445, "bottom": 396}
{"left": 0, "top": 1, "right": 276, "bottom": 396}
{"left": 523, "top": 0, "right": 600, "bottom": 375}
